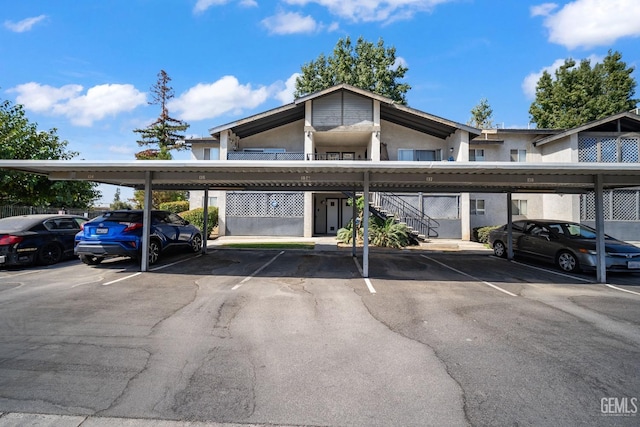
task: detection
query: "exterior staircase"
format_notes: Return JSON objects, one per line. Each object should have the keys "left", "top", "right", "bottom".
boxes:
{"left": 344, "top": 192, "right": 439, "bottom": 241}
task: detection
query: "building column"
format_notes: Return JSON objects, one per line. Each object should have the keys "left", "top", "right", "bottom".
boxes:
{"left": 303, "top": 192, "right": 313, "bottom": 237}
{"left": 460, "top": 193, "right": 470, "bottom": 240}
{"left": 304, "top": 101, "right": 314, "bottom": 160}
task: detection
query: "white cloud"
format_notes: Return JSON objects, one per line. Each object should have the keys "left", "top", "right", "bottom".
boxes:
{"left": 272, "top": 73, "right": 301, "bottom": 104}
{"left": 4, "top": 15, "right": 47, "bottom": 32}
{"left": 521, "top": 54, "right": 604, "bottom": 98}
{"left": 193, "top": 0, "right": 256, "bottom": 13}
{"left": 108, "top": 145, "right": 136, "bottom": 155}
{"left": 193, "top": 0, "right": 229, "bottom": 13}
{"left": 537, "top": 0, "right": 640, "bottom": 49}
{"left": 168, "top": 75, "right": 270, "bottom": 121}
{"left": 530, "top": 3, "right": 558, "bottom": 17}
{"left": 262, "top": 11, "right": 319, "bottom": 34}
{"left": 9, "top": 82, "right": 147, "bottom": 126}
{"left": 283, "top": 0, "right": 451, "bottom": 23}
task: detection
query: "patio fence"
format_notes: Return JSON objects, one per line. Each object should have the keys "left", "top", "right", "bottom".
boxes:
{"left": 0, "top": 205, "right": 105, "bottom": 219}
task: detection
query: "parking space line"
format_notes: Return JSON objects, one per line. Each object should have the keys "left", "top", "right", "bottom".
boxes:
{"left": 103, "top": 272, "right": 142, "bottom": 286}
{"left": 509, "top": 259, "right": 594, "bottom": 283}
{"left": 352, "top": 258, "right": 376, "bottom": 293}
{"left": 421, "top": 255, "right": 518, "bottom": 297}
{"left": 150, "top": 254, "right": 202, "bottom": 272}
{"left": 605, "top": 284, "right": 640, "bottom": 296}
{"left": 232, "top": 251, "right": 284, "bottom": 290}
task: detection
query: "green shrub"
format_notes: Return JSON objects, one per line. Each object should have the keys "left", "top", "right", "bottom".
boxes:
{"left": 159, "top": 200, "right": 190, "bottom": 213}
{"left": 476, "top": 225, "right": 500, "bottom": 244}
{"left": 180, "top": 207, "right": 218, "bottom": 237}
{"left": 336, "top": 217, "right": 412, "bottom": 248}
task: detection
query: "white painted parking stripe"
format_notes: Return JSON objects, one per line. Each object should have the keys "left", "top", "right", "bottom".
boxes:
{"left": 103, "top": 272, "right": 142, "bottom": 286}
{"left": 232, "top": 251, "right": 284, "bottom": 290}
{"left": 150, "top": 254, "right": 201, "bottom": 271}
{"left": 421, "top": 255, "right": 518, "bottom": 297}
{"left": 605, "top": 284, "right": 640, "bottom": 296}
{"left": 498, "top": 258, "right": 640, "bottom": 296}
{"left": 509, "top": 259, "right": 593, "bottom": 283}
{"left": 352, "top": 258, "right": 376, "bottom": 293}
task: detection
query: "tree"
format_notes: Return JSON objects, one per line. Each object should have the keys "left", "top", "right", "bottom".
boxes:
{"left": 529, "top": 50, "right": 638, "bottom": 128}
{"left": 0, "top": 99, "right": 100, "bottom": 208}
{"left": 110, "top": 188, "right": 133, "bottom": 210}
{"left": 468, "top": 98, "right": 494, "bottom": 129}
{"left": 134, "top": 70, "right": 190, "bottom": 158}
{"left": 294, "top": 36, "right": 410, "bottom": 104}
{"left": 132, "top": 70, "right": 190, "bottom": 208}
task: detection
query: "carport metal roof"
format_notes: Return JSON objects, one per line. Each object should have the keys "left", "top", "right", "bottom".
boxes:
{"left": 2, "top": 160, "right": 640, "bottom": 193}
{"left": 2, "top": 159, "right": 640, "bottom": 283}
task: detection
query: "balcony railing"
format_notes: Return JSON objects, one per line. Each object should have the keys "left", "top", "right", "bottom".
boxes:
{"left": 306, "top": 153, "right": 369, "bottom": 161}
{"left": 227, "top": 152, "right": 305, "bottom": 161}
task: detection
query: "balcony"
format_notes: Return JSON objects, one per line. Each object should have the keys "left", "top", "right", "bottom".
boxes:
{"left": 227, "top": 152, "right": 305, "bottom": 161}
{"left": 307, "top": 153, "right": 369, "bottom": 161}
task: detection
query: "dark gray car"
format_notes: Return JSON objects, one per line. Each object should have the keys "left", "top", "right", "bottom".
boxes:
{"left": 488, "top": 219, "right": 640, "bottom": 273}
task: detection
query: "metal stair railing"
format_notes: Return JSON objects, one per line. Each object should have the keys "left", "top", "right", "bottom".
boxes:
{"left": 370, "top": 192, "right": 439, "bottom": 239}
{"left": 342, "top": 191, "right": 439, "bottom": 240}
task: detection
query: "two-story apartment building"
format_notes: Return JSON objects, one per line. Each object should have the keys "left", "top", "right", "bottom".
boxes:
{"left": 188, "top": 84, "right": 640, "bottom": 241}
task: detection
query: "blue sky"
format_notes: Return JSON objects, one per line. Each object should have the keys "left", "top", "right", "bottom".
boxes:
{"left": 2, "top": 0, "right": 640, "bottom": 205}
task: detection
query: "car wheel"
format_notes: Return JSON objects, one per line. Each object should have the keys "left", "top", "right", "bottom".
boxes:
{"left": 557, "top": 251, "right": 579, "bottom": 273}
{"left": 190, "top": 234, "right": 203, "bottom": 253}
{"left": 80, "top": 255, "right": 104, "bottom": 265}
{"left": 493, "top": 241, "right": 507, "bottom": 258}
{"left": 148, "top": 240, "right": 161, "bottom": 265}
{"left": 38, "top": 243, "right": 63, "bottom": 265}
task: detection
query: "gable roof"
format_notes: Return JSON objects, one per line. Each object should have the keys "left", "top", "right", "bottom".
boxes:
{"left": 209, "top": 84, "right": 481, "bottom": 140}
{"left": 534, "top": 111, "right": 640, "bottom": 147}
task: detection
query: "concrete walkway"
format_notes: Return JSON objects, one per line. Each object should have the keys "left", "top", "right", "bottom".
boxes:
{"left": 206, "top": 235, "right": 491, "bottom": 254}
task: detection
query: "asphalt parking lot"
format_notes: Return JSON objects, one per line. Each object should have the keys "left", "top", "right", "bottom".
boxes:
{"left": 0, "top": 245, "right": 639, "bottom": 427}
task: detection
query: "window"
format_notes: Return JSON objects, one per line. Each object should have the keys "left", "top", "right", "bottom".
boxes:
{"left": 398, "top": 149, "right": 442, "bottom": 161}
{"left": 208, "top": 197, "right": 218, "bottom": 207}
{"left": 469, "top": 149, "right": 485, "bottom": 161}
{"left": 204, "top": 148, "right": 211, "bottom": 160}
{"left": 510, "top": 149, "right": 526, "bottom": 162}
{"left": 470, "top": 199, "right": 485, "bottom": 215}
{"left": 512, "top": 199, "right": 528, "bottom": 215}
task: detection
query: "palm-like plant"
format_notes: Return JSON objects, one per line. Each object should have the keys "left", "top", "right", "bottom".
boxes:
{"left": 369, "top": 217, "right": 410, "bottom": 248}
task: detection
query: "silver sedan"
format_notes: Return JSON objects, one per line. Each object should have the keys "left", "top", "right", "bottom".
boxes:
{"left": 488, "top": 219, "right": 640, "bottom": 273}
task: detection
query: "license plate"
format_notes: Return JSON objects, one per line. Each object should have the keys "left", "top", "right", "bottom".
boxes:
{"left": 628, "top": 261, "right": 640, "bottom": 269}
{"left": 96, "top": 227, "right": 109, "bottom": 235}
{"left": 0, "top": 255, "right": 5, "bottom": 264}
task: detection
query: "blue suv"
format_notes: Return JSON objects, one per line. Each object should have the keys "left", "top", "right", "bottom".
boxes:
{"left": 74, "top": 210, "right": 202, "bottom": 265}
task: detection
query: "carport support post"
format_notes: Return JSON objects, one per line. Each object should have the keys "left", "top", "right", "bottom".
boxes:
{"left": 202, "top": 189, "right": 209, "bottom": 254}
{"left": 595, "top": 174, "right": 606, "bottom": 283}
{"left": 141, "top": 171, "right": 153, "bottom": 272}
{"left": 506, "top": 192, "right": 514, "bottom": 260}
{"left": 363, "top": 172, "right": 369, "bottom": 278}
{"left": 352, "top": 188, "right": 357, "bottom": 257}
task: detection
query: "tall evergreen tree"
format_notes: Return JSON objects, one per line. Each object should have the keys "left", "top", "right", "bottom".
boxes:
{"left": 132, "top": 70, "right": 189, "bottom": 208}
{"left": 529, "top": 50, "right": 638, "bottom": 128}
{"left": 468, "top": 98, "right": 494, "bottom": 129}
{"left": 294, "top": 37, "right": 410, "bottom": 104}
{"left": 134, "top": 70, "right": 190, "bottom": 159}
{"left": 0, "top": 99, "right": 100, "bottom": 208}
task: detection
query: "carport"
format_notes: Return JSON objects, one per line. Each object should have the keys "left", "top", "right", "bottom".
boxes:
{"left": 2, "top": 159, "right": 640, "bottom": 283}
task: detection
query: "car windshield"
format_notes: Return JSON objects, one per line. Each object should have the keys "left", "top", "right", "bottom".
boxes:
{"left": 94, "top": 212, "right": 142, "bottom": 223}
{"left": 553, "top": 223, "right": 597, "bottom": 239}
{"left": 0, "top": 216, "right": 39, "bottom": 231}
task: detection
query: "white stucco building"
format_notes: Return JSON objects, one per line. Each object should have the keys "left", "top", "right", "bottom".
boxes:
{"left": 188, "top": 84, "right": 640, "bottom": 241}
